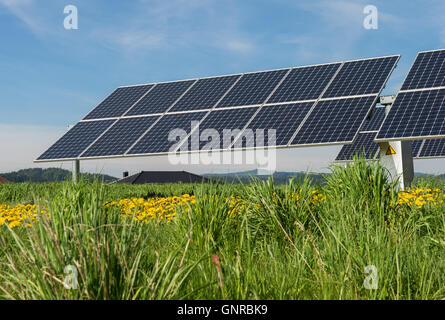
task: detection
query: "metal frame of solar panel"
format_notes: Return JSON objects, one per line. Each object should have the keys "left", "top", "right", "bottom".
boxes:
{"left": 35, "top": 55, "right": 399, "bottom": 162}
{"left": 376, "top": 49, "right": 445, "bottom": 142}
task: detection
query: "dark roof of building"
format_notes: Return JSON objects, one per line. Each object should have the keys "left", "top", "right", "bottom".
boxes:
{"left": 0, "top": 176, "right": 10, "bottom": 184}
{"left": 112, "top": 171, "right": 212, "bottom": 184}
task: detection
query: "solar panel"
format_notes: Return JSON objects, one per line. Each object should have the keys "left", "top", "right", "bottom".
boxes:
{"left": 334, "top": 99, "right": 445, "bottom": 161}
{"left": 377, "top": 49, "right": 445, "bottom": 141}
{"left": 418, "top": 138, "right": 445, "bottom": 158}
{"left": 336, "top": 136, "right": 442, "bottom": 160}
{"left": 84, "top": 85, "right": 152, "bottom": 120}
{"left": 186, "top": 107, "right": 259, "bottom": 151}
{"left": 336, "top": 132, "right": 379, "bottom": 161}
{"left": 322, "top": 56, "right": 399, "bottom": 98}
{"left": 335, "top": 106, "right": 386, "bottom": 161}
{"left": 336, "top": 135, "right": 430, "bottom": 161}
{"left": 169, "top": 75, "right": 240, "bottom": 112}
{"left": 125, "top": 80, "right": 196, "bottom": 116}
{"left": 127, "top": 111, "right": 207, "bottom": 155}
{"left": 36, "top": 55, "right": 399, "bottom": 162}
{"left": 360, "top": 106, "right": 386, "bottom": 132}
{"left": 37, "top": 120, "right": 115, "bottom": 160}
{"left": 217, "top": 69, "right": 289, "bottom": 108}
{"left": 80, "top": 116, "right": 159, "bottom": 158}
{"left": 268, "top": 64, "right": 340, "bottom": 103}
{"left": 401, "top": 50, "right": 445, "bottom": 90}
{"left": 376, "top": 89, "right": 445, "bottom": 140}
{"left": 232, "top": 102, "right": 314, "bottom": 148}
{"left": 291, "top": 96, "right": 377, "bottom": 146}
{"left": 412, "top": 140, "right": 423, "bottom": 157}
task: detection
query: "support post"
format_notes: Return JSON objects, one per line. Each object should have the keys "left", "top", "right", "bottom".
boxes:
{"left": 378, "top": 140, "right": 414, "bottom": 190}
{"left": 73, "top": 160, "right": 80, "bottom": 184}
{"left": 377, "top": 95, "right": 415, "bottom": 190}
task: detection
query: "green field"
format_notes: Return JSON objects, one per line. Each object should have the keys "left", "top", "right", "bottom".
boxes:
{"left": 0, "top": 159, "right": 444, "bottom": 300}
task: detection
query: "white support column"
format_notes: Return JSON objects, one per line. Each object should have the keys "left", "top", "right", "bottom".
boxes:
{"left": 377, "top": 95, "right": 415, "bottom": 190}
{"left": 378, "top": 140, "right": 414, "bottom": 190}
{"left": 73, "top": 160, "right": 80, "bottom": 184}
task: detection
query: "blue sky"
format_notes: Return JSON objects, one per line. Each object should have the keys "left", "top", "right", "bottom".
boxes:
{"left": 1, "top": 0, "right": 445, "bottom": 177}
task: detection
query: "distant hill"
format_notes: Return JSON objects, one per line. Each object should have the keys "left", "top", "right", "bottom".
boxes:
{"left": 204, "top": 169, "right": 326, "bottom": 185}
{"left": 0, "top": 168, "right": 117, "bottom": 183}
{"left": 1, "top": 168, "right": 442, "bottom": 184}
{"left": 435, "top": 173, "right": 445, "bottom": 180}
{"left": 204, "top": 169, "right": 445, "bottom": 185}
{"left": 414, "top": 172, "right": 434, "bottom": 177}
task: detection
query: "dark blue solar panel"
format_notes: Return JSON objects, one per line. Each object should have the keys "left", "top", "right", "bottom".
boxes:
{"left": 401, "top": 50, "right": 445, "bottom": 90}
{"left": 291, "top": 96, "right": 377, "bottom": 145}
{"left": 268, "top": 64, "right": 340, "bottom": 103}
{"left": 323, "top": 56, "right": 399, "bottom": 98}
{"left": 186, "top": 107, "right": 259, "bottom": 151}
{"left": 169, "top": 75, "right": 240, "bottom": 112}
{"left": 337, "top": 137, "right": 426, "bottom": 160}
{"left": 412, "top": 140, "right": 423, "bottom": 158}
{"left": 376, "top": 89, "right": 445, "bottom": 140}
{"left": 126, "top": 80, "right": 195, "bottom": 116}
{"left": 217, "top": 69, "right": 289, "bottom": 108}
{"left": 336, "top": 132, "right": 379, "bottom": 161}
{"left": 81, "top": 116, "right": 159, "bottom": 157}
{"left": 37, "top": 120, "right": 115, "bottom": 160}
{"left": 360, "top": 107, "right": 386, "bottom": 132}
{"left": 128, "top": 112, "right": 207, "bottom": 154}
{"left": 84, "top": 85, "right": 152, "bottom": 120}
{"left": 232, "top": 103, "right": 314, "bottom": 149}
{"left": 418, "top": 138, "right": 445, "bottom": 158}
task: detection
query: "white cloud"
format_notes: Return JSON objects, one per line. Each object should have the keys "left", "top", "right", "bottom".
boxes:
{"left": 297, "top": 0, "right": 403, "bottom": 30}
{"left": 89, "top": 0, "right": 257, "bottom": 56}
{"left": 214, "top": 38, "right": 255, "bottom": 55}
{"left": 279, "top": 0, "right": 405, "bottom": 63}
{"left": 94, "top": 30, "right": 165, "bottom": 52}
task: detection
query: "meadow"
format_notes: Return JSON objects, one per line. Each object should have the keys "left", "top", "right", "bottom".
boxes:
{"left": 0, "top": 158, "right": 444, "bottom": 300}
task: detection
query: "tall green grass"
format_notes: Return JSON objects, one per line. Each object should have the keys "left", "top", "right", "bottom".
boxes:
{"left": 0, "top": 158, "right": 444, "bottom": 299}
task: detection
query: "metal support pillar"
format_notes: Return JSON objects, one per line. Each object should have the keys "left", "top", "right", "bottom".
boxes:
{"left": 377, "top": 95, "right": 415, "bottom": 190}
{"left": 378, "top": 140, "right": 414, "bottom": 190}
{"left": 73, "top": 160, "right": 80, "bottom": 184}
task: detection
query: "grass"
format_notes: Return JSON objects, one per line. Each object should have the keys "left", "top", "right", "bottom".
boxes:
{"left": 0, "top": 158, "right": 444, "bottom": 300}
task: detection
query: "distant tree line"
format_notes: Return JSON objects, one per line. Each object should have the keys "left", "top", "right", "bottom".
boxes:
{"left": 0, "top": 168, "right": 117, "bottom": 183}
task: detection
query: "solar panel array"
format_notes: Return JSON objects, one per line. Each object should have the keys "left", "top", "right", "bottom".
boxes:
{"left": 36, "top": 55, "right": 399, "bottom": 162}
{"left": 377, "top": 49, "right": 445, "bottom": 141}
{"left": 336, "top": 106, "right": 445, "bottom": 160}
